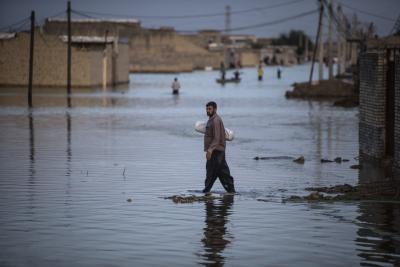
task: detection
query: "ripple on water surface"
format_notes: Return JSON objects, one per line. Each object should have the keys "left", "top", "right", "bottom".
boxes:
{"left": 0, "top": 65, "right": 399, "bottom": 266}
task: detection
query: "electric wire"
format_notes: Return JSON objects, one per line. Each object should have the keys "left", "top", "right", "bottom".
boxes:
{"left": 340, "top": 2, "right": 396, "bottom": 22}
{"left": 73, "top": 0, "right": 306, "bottom": 20}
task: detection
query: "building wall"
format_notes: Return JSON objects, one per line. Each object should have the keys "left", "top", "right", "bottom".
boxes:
{"left": 87, "top": 45, "right": 112, "bottom": 87}
{"left": 44, "top": 20, "right": 140, "bottom": 38}
{"left": 240, "top": 50, "right": 260, "bottom": 67}
{"left": 394, "top": 54, "right": 400, "bottom": 181}
{"left": 359, "top": 51, "right": 387, "bottom": 161}
{"left": 129, "top": 29, "right": 223, "bottom": 72}
{"left": 358, "top": 47, "right": 400, "bottom": 194}
{"left": 182, "top": 32, "right": 222, "bottom": 49}
{"left": 0, "top": 32, "right": 128, "bottom": 87}
{"left": 115, "top": 44, "right": 130, "bottom": 84}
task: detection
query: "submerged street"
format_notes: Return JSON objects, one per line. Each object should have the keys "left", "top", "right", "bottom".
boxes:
{"left": 0, "top": 64, "right": 399, "bottom": 266}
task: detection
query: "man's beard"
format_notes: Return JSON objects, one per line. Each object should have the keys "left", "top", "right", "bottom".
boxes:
{"left": 207, "top": 111, "right": 214, "bottom": 117}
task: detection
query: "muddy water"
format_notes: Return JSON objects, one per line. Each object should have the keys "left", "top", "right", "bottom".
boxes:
{"left": 0, "top": 65, "right": 399, "bottom": 266}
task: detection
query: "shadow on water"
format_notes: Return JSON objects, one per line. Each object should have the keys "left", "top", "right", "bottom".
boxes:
{"left": 200, "top": 194, "right": 234, "bottom": 266}
{"left": 356, "top": 202, "right": 400, "bottom": 266}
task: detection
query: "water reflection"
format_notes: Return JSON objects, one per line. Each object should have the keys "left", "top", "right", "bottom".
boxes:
{"left": 66, "top": 111, "right": 71, "bottom": 177}
{"left": 356, "top": 202, "right": 400, "bottom": 266}
{"left": 67, "top": 93, "right": 71, "bottom": 108}
{"left": 27, "top": 110, "right": 36, "bottom": 212}
{"left": 201, "top": 195, "right": 234, "bottom": 266}
{"left": 172, "top": 93, "right": 180, "bottom": 106}
{"left": 28, "top": 110, "right": 35, "bottom": 179}
{"left": 0, "top": 67, "right": 386, "bottom": 266}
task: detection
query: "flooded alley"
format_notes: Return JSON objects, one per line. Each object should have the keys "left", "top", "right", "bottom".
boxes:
{"left": 0, "top": 65, "right": 399, "bottom": 266}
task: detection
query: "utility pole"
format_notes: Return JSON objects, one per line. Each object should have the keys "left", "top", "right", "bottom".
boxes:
{"left": 112, "top": 32, "right": 118, "bottom": 87}
{"left": 328, "top": 0, "right": 333, "bottom": 80}
{"left": 102, "top": 30, "right": 109, "bottom": 90}
{"left": 318, "top": 0, "right": 324, "bottom": 82}
{"left": 67, "top": 1, "right": 72, "bottom": 107}
{"left": 350, "top": 14, "right": 358, "bottom": 66}
{"left": 225, "top": 5, "right": 231, "bottom": 35}
{"left": 298, "top": 32, "right": 303, "bottom": 63}
{"left": 336, "top": 4, "right": 342, "bottom": 76}
{"left": 341, "top": 8, "right": 348, "bottom": 74}
{"left": 309, "top": 0, "right": 324, "bottom": 85}
{"left": 28, "top": 10, "right": 35, "bottom": 108}
{"left": 304, "top": 35, "right": 309, "bottom": 61}
{"left": 225, "top": 5, "right": 233, "bottom": 68}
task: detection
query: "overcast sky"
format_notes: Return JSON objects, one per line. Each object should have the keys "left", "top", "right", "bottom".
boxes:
{"left": 0, "top": 0, "right": 399, "bottom": 38}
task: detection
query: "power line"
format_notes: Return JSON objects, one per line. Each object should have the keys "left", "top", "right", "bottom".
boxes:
{"left": 74, "top": 0, "right": 306, "bottom": 20}
{"left": 35, "top": 18, "right": 50, "bottom": 48}
{"left": 71, "top": 10, "right": 96, "bottom": 19}
{"left": 322, "top": 8, "right": 348, "bottom": 39}
{"left": 225, "top": 0, "right": 307, "bottom": 16}
{"left": 226, "top": 9, "right": 318, "bottom": 32}
{"left": 36, "top": 10, "right": 67, "bottom": 27}
{"left": 0, "top": 16, "right": 30, "bottom": 32}
{"left": 14, "top": 20, "right": 31, "bottom": 32}
{"left": 340, "top": 2, "right": 396, "bottom": 22}
{"left": 322, "top": 0, "right": 350, "bottom": 39}
{"left": 174, "top": 9, "right": 318, "bottom": 34}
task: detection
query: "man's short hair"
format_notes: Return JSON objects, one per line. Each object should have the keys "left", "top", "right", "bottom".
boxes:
{"left": 206, "top": 101, "right": 217, "bottom": 109}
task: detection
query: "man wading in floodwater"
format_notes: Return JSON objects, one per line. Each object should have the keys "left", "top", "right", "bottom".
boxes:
{"left": 203, "top": 101, "right": 236, "bottom": 193}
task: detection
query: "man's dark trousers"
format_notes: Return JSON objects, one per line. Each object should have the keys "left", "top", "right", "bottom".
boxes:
{"left": 204, "top": 150, "right": 235, "bottom": 193}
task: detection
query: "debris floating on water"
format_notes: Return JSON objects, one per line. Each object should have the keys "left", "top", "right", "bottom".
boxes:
{"left": 253, "top": 156, "right": 295, "bottom": 160}
{"left": 321, "top": 157, "right": 350, "bottom": 163}
{"left": 164, "top": 194, "right": 222, "bottom": 204}
{"left": 293, "top": 156, "right": 305, "bottom": 164}
{"left": 350, "top": 164, "right": 361, "bottom": 169}
{"left": 305, "top": 184, "right": 357, "bottom": 194}
{"left": 281, "top": 184, "right": 400, "bottom": 203}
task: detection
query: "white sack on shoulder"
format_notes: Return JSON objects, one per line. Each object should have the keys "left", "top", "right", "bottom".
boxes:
{"left": 194, "top": 121, "right": 234, "bottom": 141}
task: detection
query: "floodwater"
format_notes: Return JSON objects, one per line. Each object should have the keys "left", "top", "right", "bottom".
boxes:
{"left": 0, "top": 64, "right": 399, "bottom": 266}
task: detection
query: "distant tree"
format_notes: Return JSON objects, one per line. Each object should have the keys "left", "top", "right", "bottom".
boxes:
{"left": 272, "top": 30, "right": 314, "bottom": 55}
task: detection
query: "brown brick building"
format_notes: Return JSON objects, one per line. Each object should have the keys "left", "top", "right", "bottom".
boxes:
{"left": 0, "top": 31, "right": 129, "bottom": 87}
{"left": 358, "top": 36, "right": 400, "bottom": 195}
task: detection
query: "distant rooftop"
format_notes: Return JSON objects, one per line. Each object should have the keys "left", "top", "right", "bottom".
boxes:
{"left": 47, "top": 18, "right": 140, "bottom": 24}
{"left": 0, "top": 32, "right": 16, "bottom": 40}
{"left": 59, "top": 35, "right": 116, "bottom": 44}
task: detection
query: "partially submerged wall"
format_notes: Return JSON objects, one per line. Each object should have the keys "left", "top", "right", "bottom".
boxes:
{"left": 239, "top": 50, "right": 260, "bottom": 67}
{"left": 359, "top": 51, "right": 386, "bottom": 161}
{"left": 0, "top": 32, "right": 129, "bottom": 87}
{"left": 358, "top": 38, "right": 400, "bottom": 194}
{"left": 394, "top": 54, "right": 400, "bottom": 184}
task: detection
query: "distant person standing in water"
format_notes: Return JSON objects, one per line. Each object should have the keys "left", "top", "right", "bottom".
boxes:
{"left": 171, "top": 77, "right": 181, "bottom": 95}
{"left": 257, "top": 63, "right": 263, "bottom": 81}
{"left": 234, "top": 69, "right": 240, "bottom": 80}
{"left": 220, "top": 62, "right": 226, "bottom": 81}
{"left": 203, "top": 101, "right": 236, "bottom": 193}
{"left": 277, "top": 67, "right": 282, "bottom": 79}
